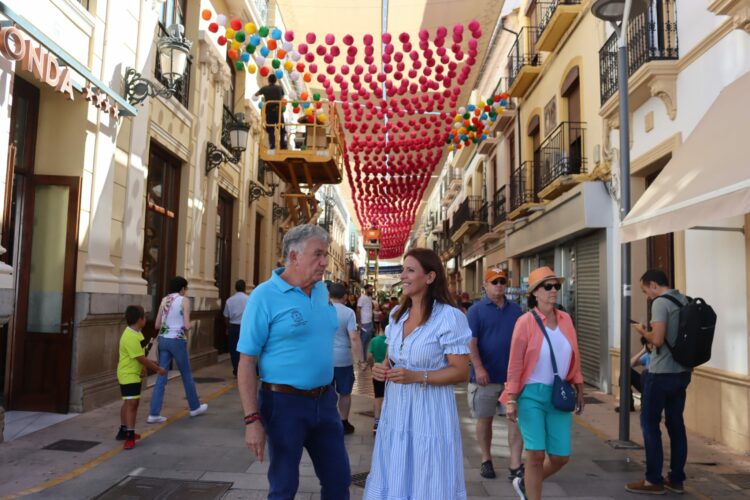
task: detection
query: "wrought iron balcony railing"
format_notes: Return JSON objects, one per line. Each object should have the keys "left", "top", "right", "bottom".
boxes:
{"left": 450, "top": 196, "right": 483, "bottom": 236}
{"left": 537, "top": 0, "right": 582, "bottom": 37}
{"left": 507, "top": 26, "right": 543, "bottom": 89}
{"left": 476, "top": 201, "right": 490, "bottom": 238}
{"left": 510, "top": 161, "right": 540, "bottom": 213}
{"left": 538, "top": 122, "right": 586, "bottom": 190}
{"left": 493, "top": 185, "right": 507, "bottom": 225}
{"left": 155, "top": 22, "right": 191, "bottom": 108}
{"left": 599, "top": 0, "right": 678, "bottom": 104}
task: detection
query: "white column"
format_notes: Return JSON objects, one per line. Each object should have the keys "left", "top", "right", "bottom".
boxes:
{"left": 81, "top": 0, "right": 121, "bottom": 294}
{"left": 187, "top": 36, "right": 230, "bottom": 294}
{"left": 118, "top": 0, "right": 157, "bottom": 294}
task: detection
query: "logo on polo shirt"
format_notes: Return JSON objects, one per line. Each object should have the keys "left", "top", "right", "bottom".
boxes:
{"left": 291, "top": 309, "right": 307, "bottom": 326}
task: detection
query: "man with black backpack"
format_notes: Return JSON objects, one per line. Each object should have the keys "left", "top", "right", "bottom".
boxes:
{"left": 626, "top": 270, "right": 693, "bottom": 495}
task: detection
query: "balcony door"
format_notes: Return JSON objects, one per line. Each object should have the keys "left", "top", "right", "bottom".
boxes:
{"left": 563, "top": 70, "right": 583, "bottom": 174}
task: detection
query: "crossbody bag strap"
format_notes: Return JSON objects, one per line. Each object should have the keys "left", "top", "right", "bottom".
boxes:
{"left": 531, "top": 310, "right": 560, "bottom": 376}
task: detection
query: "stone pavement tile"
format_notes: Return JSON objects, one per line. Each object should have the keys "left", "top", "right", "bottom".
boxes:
{"left": 481, "top": 478, "right": 520, "bottom": 497}
{"left": 201, "top": 471, "right": 268, "bottom": 490}
{"left": 465, "top": 480, "right": 489, "bottom": 496}
{"left": 129, "top": 466, "right": 204, "bottom": 480}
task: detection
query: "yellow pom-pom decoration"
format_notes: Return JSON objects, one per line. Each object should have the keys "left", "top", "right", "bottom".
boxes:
{"left": 245, "top": 22, "right": 257, "bottom": 34}
{"left": 284, "top": 60, "right": 293, "bottom": 71}
{"left": 247, "top": 64, "right": 257, "bottom": 74}
{"left": 225, "top": 28, "right": 236, "bottom": 39}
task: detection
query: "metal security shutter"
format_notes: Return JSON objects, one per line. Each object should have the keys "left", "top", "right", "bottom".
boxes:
{"left": 575, "top": 233, "right": 602, "bottom": 387}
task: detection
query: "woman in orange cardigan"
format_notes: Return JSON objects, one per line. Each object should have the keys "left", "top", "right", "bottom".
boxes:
{"left": 501, "top": 267, "right": 586, "bottom": 500}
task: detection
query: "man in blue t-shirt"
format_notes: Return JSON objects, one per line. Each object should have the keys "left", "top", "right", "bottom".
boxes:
{"left": 237, "top": 224, "right": 350, "bottom": 499}
{"left": 468, "top": 268, "right": 524, "bottom": 481}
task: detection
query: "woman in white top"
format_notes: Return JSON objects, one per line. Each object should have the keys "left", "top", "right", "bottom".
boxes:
{"left": 365, "top": 248, "right": 472, "bottom": 500}
{"left": 147, "top": 276, "right": 207, "bottom": 423}
{"left": 502, "top": 266, "right": 585, "bottom": 500}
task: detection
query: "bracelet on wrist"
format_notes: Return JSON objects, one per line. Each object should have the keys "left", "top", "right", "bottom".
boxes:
{"left": 506, "top": 400, "right": 518, "bottom": 405}
{"left": 421, "top": 370, "right": 429, "bottom": 388}
{"left": 244, "top": 412, "right": 261, "bottom": 425}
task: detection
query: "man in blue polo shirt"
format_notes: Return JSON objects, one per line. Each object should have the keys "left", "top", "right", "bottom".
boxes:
{"left": 468, "top": 268, "right": 524, "bottom": 481}
{"left": 237, "top": 224, "right": 350, "bottom": 500}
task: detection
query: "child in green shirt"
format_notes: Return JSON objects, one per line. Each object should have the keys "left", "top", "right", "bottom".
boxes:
{"left": 367, "top": 330, "right": 388, "bottom": 435}
{"left": 117, "top": 305, "right": 165, "bottom": 449}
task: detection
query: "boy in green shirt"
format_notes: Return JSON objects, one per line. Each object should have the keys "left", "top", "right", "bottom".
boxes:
{"left": 117, "top": 305, "right": 165, "bottom": 449}
{"left": 367, "top": 329, "right": 387, "bottom": 435}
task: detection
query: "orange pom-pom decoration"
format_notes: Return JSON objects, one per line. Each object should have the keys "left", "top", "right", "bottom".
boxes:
{"left": 201, "top": 9, "right": 212, "bottom": 20}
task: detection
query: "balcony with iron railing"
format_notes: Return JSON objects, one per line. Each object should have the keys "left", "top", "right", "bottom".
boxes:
{"left": 155, "top": 23, "right": 191, "bottom": 108}
{"left": 492, "top": 185, "right": 508, "bottom": 227}
{"left": 509, "top": 161, "right": 541, "bottom": 218}
{"left": 441, "top": 167, "right": 463, "bottom": 207}
{"left": 535, "top": 0, "right": 583, "bottom": 52}
{"left": 538, "top": 122, "right": 586, "bottom": 199}
{"left": 599, "top": 0, "right": 678, "bottom": 106}
{"left": 450, "top": 196, "right": 484, "bottom": 242}
{"left": 507, "top": 26, "right": 544, "bottom": 98}
{"left": 475, "top": 201, "right": 490, "bottom": 239}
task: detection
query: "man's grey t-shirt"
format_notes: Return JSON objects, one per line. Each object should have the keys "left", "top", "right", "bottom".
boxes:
{"left": 649, "top": 289, "right": 690, "bottom": 374}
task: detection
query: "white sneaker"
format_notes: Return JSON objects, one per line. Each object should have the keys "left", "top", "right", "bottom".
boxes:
{"left": 189, "top": 403, "right": 208, "bottom": 417}
{"left": 147, "top": 415, "right": 167, "bottom": 424}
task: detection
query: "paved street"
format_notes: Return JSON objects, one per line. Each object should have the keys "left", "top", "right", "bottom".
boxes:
{"left": 1, "top": 360, "right": 749, "bottom": 499}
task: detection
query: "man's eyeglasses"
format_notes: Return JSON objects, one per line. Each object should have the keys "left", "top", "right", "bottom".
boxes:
{"left": 490, "top": 279, "right": 507, "bottom": 286}
{"left": 540, "top": 282, "right": 561, "bottom": 291}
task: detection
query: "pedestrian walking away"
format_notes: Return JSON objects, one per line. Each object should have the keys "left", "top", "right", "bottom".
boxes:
{"left": 626, "top": 269, "right": 692, "bottom": 496}
{"left": 236, "top": 224, "right": 350, "bottom": 500}
{"left": 365, "top": 248, "right": 471, "bottom": 500}
{"left": 148, "top": 276, "right": 208, "bottom": 424}
{"left": 357, "top": 284, "right": 375, "bottom": 360}
{"left": 116, "top": 305, "right": 165, "bottom": 449}
{"left": 502, "top": 266, "right": 585, "bottom": 500}
{"left": 329, "top": 282, "right": 366, "bottom": 435}
{"left": 467, "top": 268, "right": 524, "bottom": 480}
{"left": 224, "top": 279, "right": 250, "bottom": 377}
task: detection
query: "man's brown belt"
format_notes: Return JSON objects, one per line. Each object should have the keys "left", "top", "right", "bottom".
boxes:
{"left": 261, "top": 382, "right": 329, "bottom": 397}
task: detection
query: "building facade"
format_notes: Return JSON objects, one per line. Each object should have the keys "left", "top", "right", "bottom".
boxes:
{"left": 600, "top": 0, "right": 750, "bottom": 452}
{"left": 0, "top": 0, "right": 286, "bottom": 434}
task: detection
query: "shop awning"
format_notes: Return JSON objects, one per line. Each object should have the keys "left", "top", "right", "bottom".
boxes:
{"left": 620, "top": 70, "right": 750, "bottom": 243}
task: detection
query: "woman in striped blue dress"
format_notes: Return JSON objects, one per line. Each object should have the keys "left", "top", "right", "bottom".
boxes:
{"left": 364, "top": 248, "right": 472, "bottom": 500}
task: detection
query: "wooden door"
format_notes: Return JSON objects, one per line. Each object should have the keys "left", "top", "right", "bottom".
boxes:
{"left": 645, "top": 169, "right": 674, "bottom": 285}
{"left": 213, "top": 189, "right": 234, "bottom": 353}
{"left": 9, "top": 175, "right": 80, "bottom": 412}
{"left": 142, "top": 143, "right": 181, "bottom": 339}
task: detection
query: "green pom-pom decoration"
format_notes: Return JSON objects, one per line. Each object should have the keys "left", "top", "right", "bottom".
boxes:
{"left": 235, "top": 61, "right": 245, "bottom": 71}
{"left": 259, "top": 26, "right": 269, "bottom": 37}
{"left": 234, "top": 31, "right": 246, "bottom": 43}
{"left": 271, "top": 58, "right": 281, "bottom": 69}
{"left": 247, "top": 44, "right": 256, "bottom": 53}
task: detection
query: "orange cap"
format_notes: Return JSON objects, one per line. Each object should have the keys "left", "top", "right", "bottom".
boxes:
{"left": 484, "top": 268, "right": 508, "bottom": 282}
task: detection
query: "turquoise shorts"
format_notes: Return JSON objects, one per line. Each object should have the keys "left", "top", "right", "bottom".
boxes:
{"left": 517, "top": 383, "right": 573, "bottom": 456}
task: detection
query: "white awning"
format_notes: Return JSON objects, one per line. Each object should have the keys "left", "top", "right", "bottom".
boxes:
{"left": 620, "top": 71, "right": 750, "bottom": 243}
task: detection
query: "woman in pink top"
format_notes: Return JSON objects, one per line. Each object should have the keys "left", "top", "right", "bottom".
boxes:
{"left": 501, "top": 267, "right": 585, "bottom": 500}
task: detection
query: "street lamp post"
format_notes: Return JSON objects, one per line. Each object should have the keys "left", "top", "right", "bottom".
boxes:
{"left": 592, "top": 0, "right": 648, "bottom": 447}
